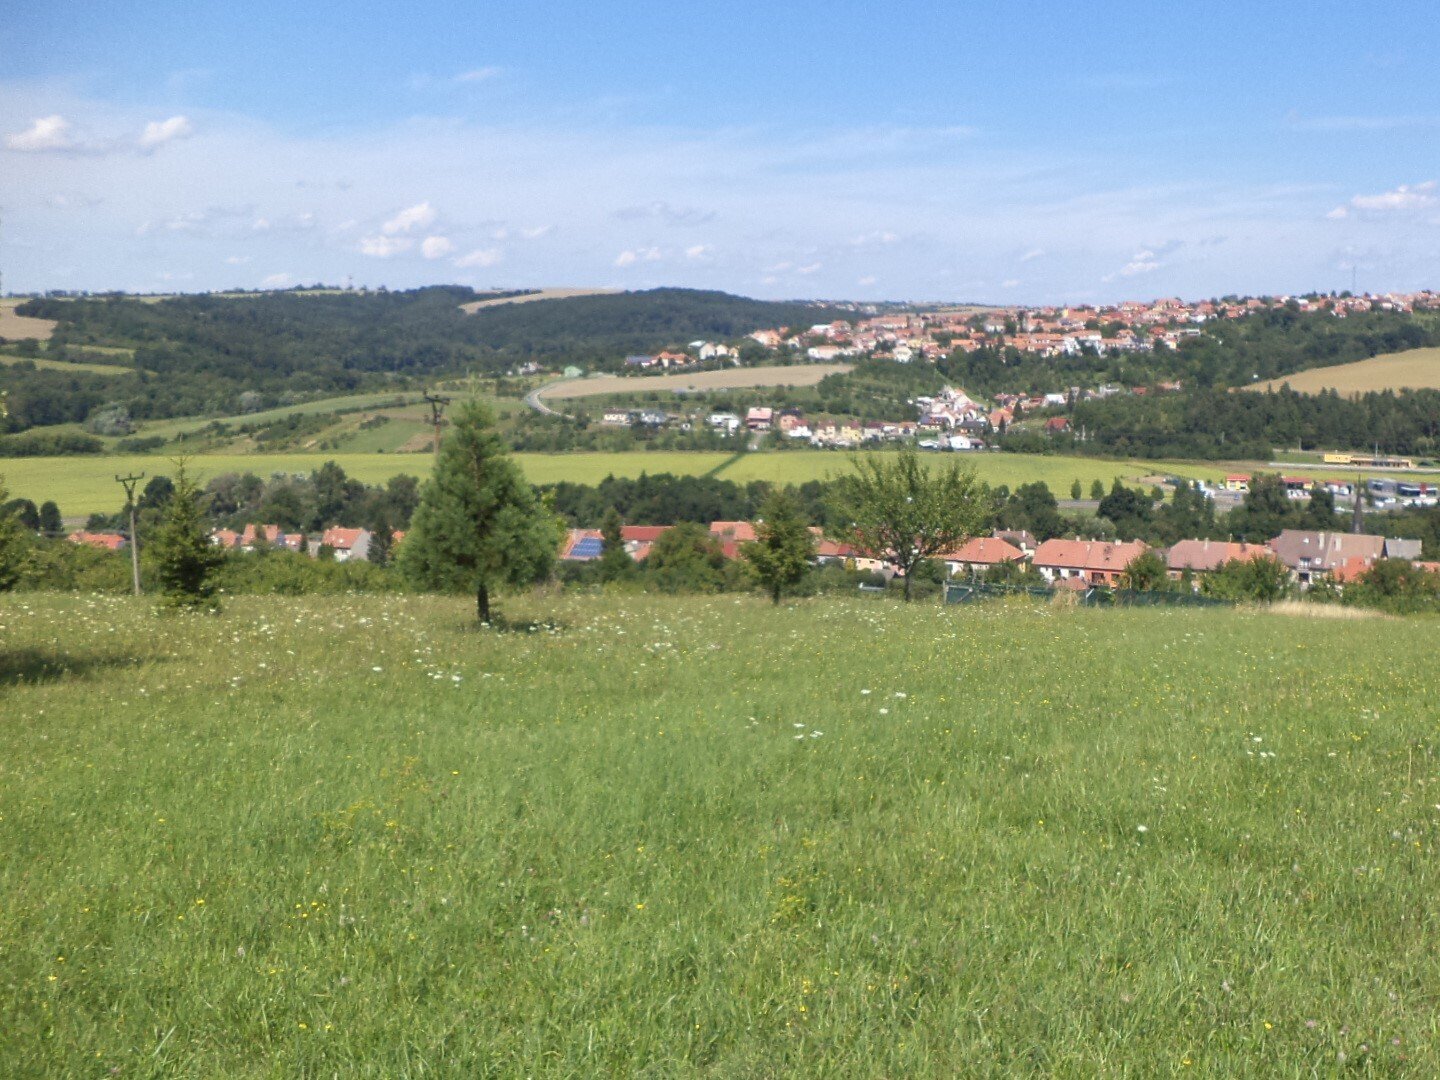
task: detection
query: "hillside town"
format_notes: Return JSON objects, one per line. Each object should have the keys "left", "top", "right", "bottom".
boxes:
{"left": 589, "top": 289, "right": 1440, "bottom": 449}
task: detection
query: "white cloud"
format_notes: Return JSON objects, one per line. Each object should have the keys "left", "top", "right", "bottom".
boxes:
{"left": 381, "top": 201, "right": 437, "bottom": 235}
{"left": 421, "top": 235, "right": 454, "bottom": 259}
{"left": 1119, "top": 250, "right": 1161, "bottom": 276}
{"left": 1325, "top": 206, "right": 1349, "bottom": 220}
{"left": 454, "top": 246, "right": 502, "bottom": 268}
{"left": 684, "top": 244, "right": 711, "bottom": 260}
{"left": 455, "top": 67, "right": 502, "bottom": 83}
{"left": 139, "top": 115, "right": 194, "bottom": 150}
{"left": 520, "top": 224, "right": 552, "bottom": 239}
{"left": 1001, "top": 278, "right": 1021, "bottom": 288}
{"left": 359, "top": 234, "right": 415, "bottom": 257}
{"left": 1020, "top": 248, "right": 1046, "bottom": 262}
{"left": 225, "top": 255, "right": 251, "bottom": 265}
{"left": 857, "top": 275, "right": 878, "bottom": 287}
{"left": 850, "top": 230, "right": 898, "bottom": 246}
{"left": 614, "top": 246, "right": 661, "bottom": 267}
{"left": 260, "top": 272, "right": 292, "bottom": 288}
{"left": 6, "top": 114, "right": 74, "bottom": 152}
{"left": 795, "top": 262, "right": 822, "bottom": 275}
{"left": 1347, "top": 181, "right": 1437, "bottom": 212}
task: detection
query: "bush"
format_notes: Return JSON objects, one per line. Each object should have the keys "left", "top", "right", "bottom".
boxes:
{"left": 0, "top": 431, "right": 105, "bottom": 457}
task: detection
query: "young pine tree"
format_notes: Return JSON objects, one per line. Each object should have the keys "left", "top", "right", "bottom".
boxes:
{"left": 38, "top": 500, "right": 63, "bottom": 539}
{"left": 399, "top": 400, "right": 562, "bottom": 623}
{"left": 597, "top": 506, "right": 634, "bottom": 582}
{"left": 743, "top": 490, "right": 816, "bottom": 603}
{"left": 149, "top": 462, "right": 225, "bottom": 609}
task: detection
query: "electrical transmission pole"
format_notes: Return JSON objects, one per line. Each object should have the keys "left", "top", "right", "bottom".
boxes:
{"left": 116, "top": 472, "right": 145, "bottom": 596}
{"left": 423, "top": 391, "right": 451, "bottom": 457}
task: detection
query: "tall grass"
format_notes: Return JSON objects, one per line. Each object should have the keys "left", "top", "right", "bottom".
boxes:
{"left": 2, "top": 592, "right": 1437, "bottom": 1074}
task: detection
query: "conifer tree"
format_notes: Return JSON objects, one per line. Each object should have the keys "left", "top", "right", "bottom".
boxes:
{"left": 400, "top": 400, "right": 562, "bottom": 622}
{"left": 743, "top": 490, "right": 815, "bottom": 603}
{"left": 597, "top": 506, "right": 634, "bottom": 582}
{"left": 150, "top": 462, "right": 225, "bottom": 609}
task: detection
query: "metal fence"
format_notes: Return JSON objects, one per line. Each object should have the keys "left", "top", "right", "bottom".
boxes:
{"left": 942, "top": 581, "right": 1230, "bottom": 608}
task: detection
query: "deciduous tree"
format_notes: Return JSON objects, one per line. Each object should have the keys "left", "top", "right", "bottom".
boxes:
{"left": 831, "top": 447, "right": 990, "bottom": 601}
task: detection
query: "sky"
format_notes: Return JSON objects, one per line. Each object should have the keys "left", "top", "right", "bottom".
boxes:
{"left": 3, "top": 0, "right": 1439, "bottom": 304}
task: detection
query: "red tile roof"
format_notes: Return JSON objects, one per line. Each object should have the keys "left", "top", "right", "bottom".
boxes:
{"left": 67, "top": 530, "right": 127, "bottom": 551}
{"left": 1033, "top": 539, "right": 1147, "bottom": 574}
{"left": 1165, "top": 539, "right": 1271, "bottom": 573}
{"left": 320, "top": 527, "right": 366, "bottom": 550}
{"left": 939, "top": 536, "right": 1025, "bottom": 565}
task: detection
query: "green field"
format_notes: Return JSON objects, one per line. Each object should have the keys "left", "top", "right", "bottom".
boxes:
{"left": 0, "top": 352, "right": 134, "bottom": 376}
{"left": 8, "top": 447, "right": 1438, "bottom": 518}
{"left": 2, "top": 591, "right": 1436, "bottom": 1074}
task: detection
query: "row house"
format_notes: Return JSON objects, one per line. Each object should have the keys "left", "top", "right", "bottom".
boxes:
{"left": 1032, "top": 539, "right": 1149, "bottom": 586}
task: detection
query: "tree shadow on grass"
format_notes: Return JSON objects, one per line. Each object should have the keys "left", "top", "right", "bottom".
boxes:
{"left": 0, "top": 647, "right": 152, "bottom": 688}
{"left": 461, "top": 614, "right": 569, "bottom": 635}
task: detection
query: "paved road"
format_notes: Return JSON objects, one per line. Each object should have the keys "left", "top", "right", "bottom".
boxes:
{"left": 523, "top": 380, "right": 570, "bottom": 418}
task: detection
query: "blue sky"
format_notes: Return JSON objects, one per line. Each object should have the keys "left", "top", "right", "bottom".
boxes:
{"left": 4, "top": 0, "right": 1439, "bottom": 302}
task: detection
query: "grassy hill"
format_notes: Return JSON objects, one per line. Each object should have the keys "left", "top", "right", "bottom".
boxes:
{"left": 1250, "top": 346, "right": 1440, "bottom": 395}
{"left": 3, "top": 591, "right": 1436, "bottom": 1074}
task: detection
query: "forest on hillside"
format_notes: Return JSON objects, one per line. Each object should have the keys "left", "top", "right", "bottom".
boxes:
{"left": 0, "top": 288, "right": 847, "bottom": 432}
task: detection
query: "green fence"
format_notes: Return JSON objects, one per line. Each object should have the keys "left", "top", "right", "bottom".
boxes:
{"left": 943, "top": 582, "right": 1230, "bottom": 608}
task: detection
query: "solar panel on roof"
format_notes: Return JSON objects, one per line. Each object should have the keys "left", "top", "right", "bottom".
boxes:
{"left": 570, "top": 538, "right": 604, "bottom": 558}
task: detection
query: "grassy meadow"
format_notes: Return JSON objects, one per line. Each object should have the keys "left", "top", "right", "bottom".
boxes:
{"left": 2, "top": 591, "right": 1438, "bottom": 1074}
{"left": 7, "top": 445, "right": 1439, "bottom": 518}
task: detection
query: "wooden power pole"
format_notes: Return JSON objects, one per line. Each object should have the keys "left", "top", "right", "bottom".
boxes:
{"left": 116, "top": 472, "right": 145, "bottom": 595}
{"left": 423, "top": 391, "right": 451, "bottom": 457}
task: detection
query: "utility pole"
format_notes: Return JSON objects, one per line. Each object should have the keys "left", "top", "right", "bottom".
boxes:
{"left": 423, "top": 391, "right": 451, "bottom": 457}
{"left": 116, "top": 472, "right": 145, "bottom": 595}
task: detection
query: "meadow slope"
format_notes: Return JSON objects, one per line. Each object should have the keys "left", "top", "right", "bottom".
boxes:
{"left": 2, "top": 592, "right": 1438, "bottom": 1075}
{"left": 1249, "top": 346, "right": 1440, "bottom": 395}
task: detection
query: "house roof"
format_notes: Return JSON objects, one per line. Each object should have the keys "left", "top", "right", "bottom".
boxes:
{"left": 561, "top": 528, "right": 604, "bottom": 560}
{"left": 1033, "top": 539, "right": 1147, "bottom": 573}
{"left": 710, "top": 521, "right": 756, "bottom": 543}
{"left": 68, "top": 530, "right": 127, "bottom": 551}
{"left": 939, "top": 536, "right": 1025, "bottom": 565}
{"left": 1268, "top": 530, "right": 1384, "bottom": 572}
{"left": 320, "top": 527, "right": 367, "bottom": 550}
{"left": 1165, "top": 539, "right": 1271, "bottom": 573}
{"left": 620, "top": 525, "right": 670, "bottom": 543}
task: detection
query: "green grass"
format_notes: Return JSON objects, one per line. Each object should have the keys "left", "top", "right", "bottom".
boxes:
{"left": 8, "top": 447, "right": 1437, "bottom": 518}
{"left": 0, "top": 351, "right": 136, "bottom": 376}
{"left": 2, "top": 591, "right": 1437, "bottom": 1074}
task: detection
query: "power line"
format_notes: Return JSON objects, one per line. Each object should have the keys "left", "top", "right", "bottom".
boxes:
{"left": 423, "top": 391, "right": 451, "bottom": 457}
{"left": 115, "top": 472, "right": 145, "bottom": 596}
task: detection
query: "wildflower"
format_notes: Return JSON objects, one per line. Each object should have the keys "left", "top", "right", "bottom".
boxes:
{"left": 1136, "top": 825, "right": 1148, "bottom": 833}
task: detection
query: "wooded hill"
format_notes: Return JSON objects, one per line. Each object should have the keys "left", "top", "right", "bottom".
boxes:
{"left": 1, "top": 288, "right": 848, "bottom": 433}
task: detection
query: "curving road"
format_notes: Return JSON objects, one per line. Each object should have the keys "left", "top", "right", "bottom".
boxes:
{"left": 523, "top": 379, "right": 572, "bottom": 418}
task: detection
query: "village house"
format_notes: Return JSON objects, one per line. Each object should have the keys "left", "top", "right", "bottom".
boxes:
{"left": 745, "top": 407, "right": 774, "bottom": 432}
{"left": 938, "top": 536, "right": 1026, "bottom": 577}
{"left": 68, "top": 530, "right": 127, "bottom": 551}
{"left": 1032, "top": 539, "right": 1148, "bottom": 586}
{"left": 1268, "top": 530, "right": 1421, "bottom": 586}
{"left": 317, "top": 527, "right": 371, "bottom": 563}
{"left": 1164, "top": 539, "right": 1273, "bottom": 579}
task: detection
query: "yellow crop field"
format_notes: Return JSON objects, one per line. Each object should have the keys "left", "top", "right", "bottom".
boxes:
{"left": 1249, "top": 347, "right": 1440, "bottom": 395}
{"left": 540, "top": 364, "right": 853, "bottom": 401}
{"left": 0, "top": 299, "right": 56, "bottom": 341}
